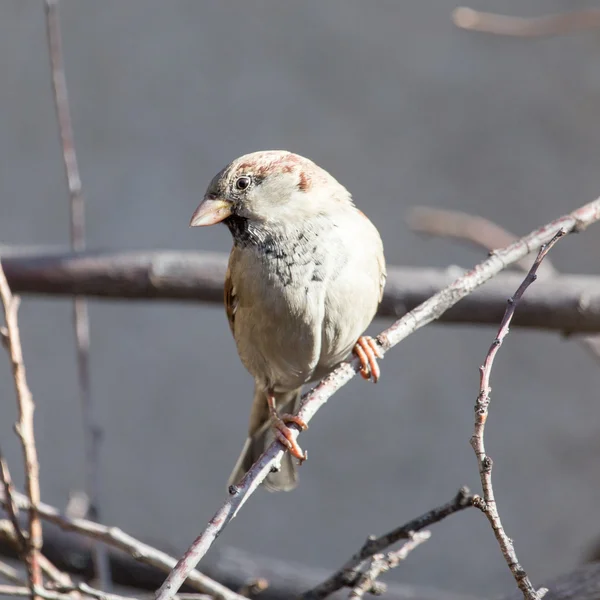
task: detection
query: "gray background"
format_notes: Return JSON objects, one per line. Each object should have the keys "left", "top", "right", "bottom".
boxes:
{"left": 1, "top": 0, "right": 600, "bottom": 596}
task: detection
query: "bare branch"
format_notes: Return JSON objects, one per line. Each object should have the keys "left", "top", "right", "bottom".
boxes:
{"left": 154, "top": 197, "right": 600, "bottom": 600}
{"left": 3, "top": 249, "right": 600, "bottom": 334}
{"left": 0, "top": 513, "right": 474, "bottom": 600}
{"left": 0, "top": 264, "right": 43, "bottom": 596}
{"left": 44, "top": 1, "right": 107, "bottom": 588}
{"left": 0, "top": 491, "right": 244, "bottom": 600}
{"left": 407, "top": 207, "right": 549, "bottom": 275}
{"left": 0, "top": 519, "right": 75, "bottom": 592}
{"left": 0, "top": 559, "right": 24, "bottom": 585}
{"left": 408, "top": 207, "right": 600, "bottom": 364}
{"left": 349, "top": 531, "right": 432, "bottom": 599}
{"left": 0, "top": 586, "right": 212, "bottom": 600}
{"left": 0, "top": 454, "right": 27, "bottom": 553}
{"left": 469, "top": 231, "right": 567, "bottom": 599}
{"left": 452, "top": 7, "right": 600, "bottom": 37}
{"left": 302, "top": 488, "right": 473, "bottom": 599}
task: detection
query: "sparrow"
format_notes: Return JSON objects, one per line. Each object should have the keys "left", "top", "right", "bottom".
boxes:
{"left": 190, "top": 150, "right": 386, "bottom": 491}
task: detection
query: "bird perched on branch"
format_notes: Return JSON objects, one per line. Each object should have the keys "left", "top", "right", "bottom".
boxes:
{"left": 190, "top": 150, "right": 386, "bottom": 491}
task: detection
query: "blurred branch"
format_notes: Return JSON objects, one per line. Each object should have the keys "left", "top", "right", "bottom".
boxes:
{"left": 0, "top": 558, "right": 23, "bottom": 585}
{"left": 0, "top": 584, "right": 213, "bottom": 600}
{"left": 154, "top": 198, "right": 600, "bottom": 600}
{"left": 0, "top": 520, "right": 74, "bottom": 590}
{"left": 44, "top": 1, "right": 108, "bottom": 589}
{"left": 301, "top": 488, "right": 473, "bottom": 599}
{"left": 2, "top": 248, "right": 600, "bottom": 333}
{"left": 1, "top": 502, "right": 599, "bottom": 600}
{"left": 453, "top": 7, "right": 600, "bottom": 37}
{"left": 0, "top": 455, "right": 28, "bottom": 554}
{"left": 0, "top": 264, "right": 43, "bottom": 597}
{"left": 0, "top": 518, "right": 475, "bottom": 600}
{"left": 0, "top": 490, "right": 244, "bottom": 600}
{"left": 408, "top": 206, "right": 600, "bottom": 362}
{"left": 408, "top": 207, "right": 550, "bottom": 275}
{"left": 470, "top": 232, "right": 567, "bottom": 600}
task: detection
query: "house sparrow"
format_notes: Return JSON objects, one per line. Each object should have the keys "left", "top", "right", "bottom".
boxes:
{"left": 190, "top": 150, "right": 386, "bottom": 491}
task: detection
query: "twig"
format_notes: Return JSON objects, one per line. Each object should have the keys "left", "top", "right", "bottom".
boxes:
{"left": 452, "top": 7, "right": 600, "bottom": 37}
{"left": 0, "top": 515, "right": 474, "bottom": 600}
{"left": 0, "top": 453, "right": 27, "bottom": 552}
{"left": 0, "top": 559, "right": 24, "bottom": 585}
{"left": 0, "top": 491, "right": 245, "bottom": 600}
{"left": 348, "top": 531, "right": 432, "bottom": 599}
{"left": 0, "top": 586, "right": 47, "bottom": 599}
{"left": 49, "top": 582, "right": 211, "bottom": 600}
{"left": 38, "top": 556, "right": 73, "bottom": 590}
{"left": 155, "top": 198, "right": 600, "bottom": 600}
{"left": 0, "top": 519, "right": 74, "bottom": 592}
{"left": 44, "top": 0, "right": 107, "bottom": 589}
{"left": 407, "top": 207, "right": 549, "bottom": 275}
{"left": 0, "top": 265, "right": 43, "bottom": 596}
{"left": 408, "top": 207, "right": 600, "bottom": 363}
{"left": 0, "top": 586, "right": 212, "bottom": 600}
{"left": 470, "top": 231, "right": 567, "bottom": 600}
{"left": 301, "top": 488, "right": 473, "bottom": 599}
{"left": 3, "top": 249, "right": 600, "bottom": 333}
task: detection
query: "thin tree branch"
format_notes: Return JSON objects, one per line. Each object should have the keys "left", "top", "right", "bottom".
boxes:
{"left": 0, "top": 513, "right": 474, "bottom": 600}
{"left": 49, "top": 583, "right": 210, "bottom": 600}
{"left": 0, "top": 519, "right": 75, "bottom": 592}
{"left": 0, "top": 491, "right": 244, "bottom": 600}
{"left": 0, "top": 454, "right": 27, "bottom": 553}
{"left": 408, "top": 207, "right": 600, "bottom": 363}
{"left": 44, "top": 1, "right": 107, "bottom": 589}
{"left": 469, "top": 231, "right": 567, "bottom": 600}
{"left": 0, "top": 586, "right": 212, "bottom": 600}
{"left": 0, "top": 559, "right": 24, "bottom": 585}
{"left": 0, "top": 265, "right": 43, "bottom": 597}
{"left": 348, "top": 531, "right": 432, "bottom": 599}
{"left": 2, "top": 249, "right": 600, "bottom": 333}
{"left": 301, "top": 488, "right": 473, "bottom": 599}
{"left": 452, "top": 7, "right": 600, "bottom": 37}
{"left": 407, "top": 207, "right": 549, "bottom": 275}
{"left": 154, "top": 198, "right": 600, "bottom": 600}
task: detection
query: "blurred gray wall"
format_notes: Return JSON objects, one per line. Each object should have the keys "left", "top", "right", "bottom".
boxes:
{"left": 1, "top": 0, "right": 600, "bottom": 596}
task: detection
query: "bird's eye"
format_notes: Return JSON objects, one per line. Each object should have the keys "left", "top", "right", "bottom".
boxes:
{"left": 235, "top": 176, "right": 251, "bottom": 191}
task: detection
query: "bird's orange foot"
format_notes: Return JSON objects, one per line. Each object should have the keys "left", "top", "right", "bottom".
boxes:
{"left": 353, "top": 336, "right": 383, "bottom": 383}
{"left": 272, "top": 414, "right": 308, "bottom": 464}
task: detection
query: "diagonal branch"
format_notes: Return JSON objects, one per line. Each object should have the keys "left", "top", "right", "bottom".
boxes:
{"left": 408, "top": 206, "right": 600, "bottom": 363}
{"left": 0, "top": 560, "right": 23, "bottom": 585}
{"left": 0, "top": 265, "right": 43, "bottom": 596}
{"left": 0, "top": 453, "right": 27, "bottom": 553}
{"left": 0, "top": 585, "right": 212, "bottom": 600}
{"left": 154, "top": 198, "right": 600, "bottom": 600}
{"left": 301, "top": 488, "right": 473, "bottom": 599}
{"left": 452, "top": 7, "right": 600, "bottom": 37}
{"left": 348, "top": 531, "right": 432, "bottom": 599}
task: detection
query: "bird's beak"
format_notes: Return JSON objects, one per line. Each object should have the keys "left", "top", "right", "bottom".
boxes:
{"left": 189, "top": 196, "right": 233, "bottom": 227}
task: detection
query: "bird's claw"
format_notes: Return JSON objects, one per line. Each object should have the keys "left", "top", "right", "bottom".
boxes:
{"left": 273, "top": 414, "right": 308, "bottom": 463}
{"left": 353, "top": 336, "right": 383, "bottom": 383}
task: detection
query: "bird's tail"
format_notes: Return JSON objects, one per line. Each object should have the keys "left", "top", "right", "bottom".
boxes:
{"left": 227, "top": 387, "right": 302, "bottom": 492}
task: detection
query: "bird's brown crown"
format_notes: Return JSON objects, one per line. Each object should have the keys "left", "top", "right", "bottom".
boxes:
{"left": 230, "top": 150, "right": 329, "bottom": 193}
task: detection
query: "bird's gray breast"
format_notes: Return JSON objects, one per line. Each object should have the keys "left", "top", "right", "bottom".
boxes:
{"left": 231, "top": 225, "right": 336, "bottom": 390}
{"left": 259, "top": 229, "right": 331, "bottom": 290}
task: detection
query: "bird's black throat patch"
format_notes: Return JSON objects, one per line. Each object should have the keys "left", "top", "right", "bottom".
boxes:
{"left": 225, "top": 215, "right": 328, "bottom": 288}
